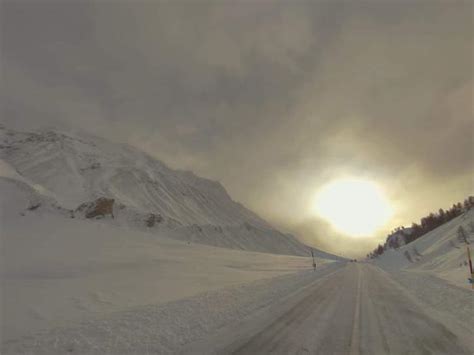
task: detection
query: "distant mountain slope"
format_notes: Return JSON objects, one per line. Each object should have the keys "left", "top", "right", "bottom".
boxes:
{"left": 0, "top": 126, "right": 337, "bottom": 258}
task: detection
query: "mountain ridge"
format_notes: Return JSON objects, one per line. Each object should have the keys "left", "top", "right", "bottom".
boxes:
{"left": 0, "top": 126, "right": 339, "bottom": 259}
{"left": 0, "top": 126, "right": 267, "bottom": 226}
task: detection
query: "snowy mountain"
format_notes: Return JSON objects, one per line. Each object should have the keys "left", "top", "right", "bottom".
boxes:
{"left": 0, "top": 126, "right": 332, "bottom": 257}
{"left": 0, "top": 126, "right": 267, "bottom": 226}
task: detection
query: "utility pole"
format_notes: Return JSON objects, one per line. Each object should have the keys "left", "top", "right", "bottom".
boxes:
{"left": 467, "top": 244, "right": 473, "bottom": 289}
{"left": 459, "top": 226, "right": 473, "bottom": 288}
{"left": 311, "top": 249, "right": 316, "bottom": 272}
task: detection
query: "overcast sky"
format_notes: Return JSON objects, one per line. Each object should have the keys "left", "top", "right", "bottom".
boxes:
{"left": 2, "top": 0, "right": 472, "bottom": 256}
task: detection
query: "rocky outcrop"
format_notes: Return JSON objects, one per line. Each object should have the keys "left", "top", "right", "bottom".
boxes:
{"left": 76, "top": 197, "right": 115, "bottom": 219}
{"left": 145, "top": 213, "right": 163, "bottom": 227}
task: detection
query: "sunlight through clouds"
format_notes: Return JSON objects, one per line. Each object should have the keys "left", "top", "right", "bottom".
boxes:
{"left": 314, "top": 178, "right": 393, "bottom": 237}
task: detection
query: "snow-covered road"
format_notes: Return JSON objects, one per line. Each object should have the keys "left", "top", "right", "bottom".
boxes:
{"left": 3, "top": 262, "right": 473, "bottom": 354}
{"left": 187, "top": 263, "right": 473, "bottom": 355}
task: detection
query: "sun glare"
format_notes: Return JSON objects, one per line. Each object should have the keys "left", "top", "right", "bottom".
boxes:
{"left": 313, "top": 178, "right": 393, "bottom": 237}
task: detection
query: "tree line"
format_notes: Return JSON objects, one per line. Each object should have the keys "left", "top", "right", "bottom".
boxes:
{"left": 367, "top": 196, "right": 474, "bottom": 259}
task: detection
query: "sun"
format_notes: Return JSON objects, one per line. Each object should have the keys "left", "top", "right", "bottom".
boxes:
{"left": 313, "top": 178, "right": 393, "bottom": 237}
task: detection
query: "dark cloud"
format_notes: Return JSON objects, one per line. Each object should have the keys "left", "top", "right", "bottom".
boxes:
{"left": 1, "top": 0, "right": 472, "bottom": 256}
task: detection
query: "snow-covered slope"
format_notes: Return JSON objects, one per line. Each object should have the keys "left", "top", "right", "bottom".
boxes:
{"left": 0, "top": 127, "right": 266, "bottom": 226}
{"left": 0, "top": 126, "right": 326, "bottom": 257}
{"left": 0, "top": 169, "right": 338, "bottom": 344}
{"left": 1, "top": 195, "right": 337, "bottom": 343}
{"left": 373, "top": 209, "right": 474, "bottom": 288}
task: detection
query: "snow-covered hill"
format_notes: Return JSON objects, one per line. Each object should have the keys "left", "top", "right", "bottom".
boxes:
{"left": 373, "top": 208, "right": 474, "bottom": 288}
{"left": 0, "top": 126, "right": 331, "bottom": 257}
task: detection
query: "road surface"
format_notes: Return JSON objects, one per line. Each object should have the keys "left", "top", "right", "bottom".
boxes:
{"left": 185, "top": 263, "right": 473, "bottom": 354}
